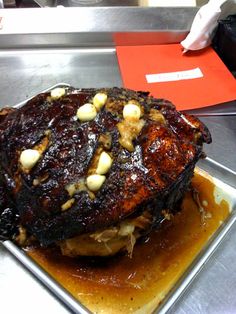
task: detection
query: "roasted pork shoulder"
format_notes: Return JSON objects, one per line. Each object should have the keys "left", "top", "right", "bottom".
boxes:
{"left": 0, "top": 87, "right": 211, "bottom": 256}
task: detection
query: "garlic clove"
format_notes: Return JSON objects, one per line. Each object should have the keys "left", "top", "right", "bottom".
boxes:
{"left": 86, "top": 174, "right": 106, "bottom": 192}
{"left": 50, "top": 88, "right": 66, "bottom": 100}
{"left": 123, "top": 103, "right": 141, "bottom": 121}
{"left": 93, "top": 93, "right": 107, "bottom": 111}
{"left": 96, "top": 151, "right": 113, "bottom": 175}
{"left": 20, "top": 149, "right": 41, "bottom": 170}
{"left": 61, "top": 198, "right": 75, "bottom": 211}
{"left": 76, "top": 103, "right": 97, "bottom": 122}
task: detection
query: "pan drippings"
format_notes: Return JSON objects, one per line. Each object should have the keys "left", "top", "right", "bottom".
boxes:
{"left": 27, "top": 171, "right": 229, "bottom": 314}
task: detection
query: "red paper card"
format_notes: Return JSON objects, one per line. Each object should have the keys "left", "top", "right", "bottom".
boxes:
{"left": 116, "top": 44, "right": 236, "bottom": 110}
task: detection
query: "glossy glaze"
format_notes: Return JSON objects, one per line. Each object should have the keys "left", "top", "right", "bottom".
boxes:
{"left": 0, "top": 87, "right": 211, "bottom": 245}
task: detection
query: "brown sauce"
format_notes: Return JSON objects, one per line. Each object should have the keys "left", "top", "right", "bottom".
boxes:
{"left": 27, "top": 170, "right": 230, "bottom": 313}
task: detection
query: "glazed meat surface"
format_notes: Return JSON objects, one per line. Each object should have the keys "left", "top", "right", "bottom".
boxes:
{"left": 0, "top": 87, "right": 211, "bottom": 246}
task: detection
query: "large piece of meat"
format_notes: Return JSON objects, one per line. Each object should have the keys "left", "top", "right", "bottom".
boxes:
{"left": 0, "top": 87, "right": 211, "bottom": 253}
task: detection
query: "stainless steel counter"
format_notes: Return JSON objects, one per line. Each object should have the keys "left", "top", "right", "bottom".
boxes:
{"left": 0, "top": 6, "right": 236, "bottom": 314}
{"left": 2, "top": 0, "right": 208, "bottom": 8}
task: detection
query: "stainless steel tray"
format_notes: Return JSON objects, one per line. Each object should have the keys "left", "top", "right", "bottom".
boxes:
{"left": 1, "top": 84, "right": 236, "bottom": 314}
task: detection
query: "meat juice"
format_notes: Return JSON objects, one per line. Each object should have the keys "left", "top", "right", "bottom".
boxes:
{"left": 27, "top": 170, "right": 230, "bottom": 313}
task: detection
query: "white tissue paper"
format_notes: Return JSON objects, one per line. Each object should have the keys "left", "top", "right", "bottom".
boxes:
{"left": 181, "top": 0, "right": 236, "bottom": 52}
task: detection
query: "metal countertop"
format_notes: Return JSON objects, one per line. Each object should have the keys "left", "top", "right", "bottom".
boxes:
{"left": 2, "top": 0, "right": 208, "bottom": 9}
{"left": 0, "top": 6, "right": 236, "bottom": 314}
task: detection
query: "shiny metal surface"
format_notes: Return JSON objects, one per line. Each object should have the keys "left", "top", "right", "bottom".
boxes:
{"left": 1, "top": 0, "right": 208, "bottom": 8}
{"left": 0, "top": 48, "right": 121, "bottom": 105}
{"left": 0, "top": 7, "right": 198, "bottom": 48}
{"left": 0, "top": 243, "right": 70, "bottom": 314}
{"left": 58, "top": 0, "right": 202, "bottom": 7}
{"left": 186, "top": 100, "right": 236, "bottom": 116}
{"left": 3, "top": 239, "right": 90, "bottom": 314}
{"left": 200, "top": 116, "right": 236, "bottom": 173}
{"left": 0, "top": 8, "right": 236, "bottom": 312}
{"left": 0, "top": 7, "right": 197, "bottom": 33}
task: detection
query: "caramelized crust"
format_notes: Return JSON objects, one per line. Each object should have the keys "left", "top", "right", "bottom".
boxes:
{"left": 0, "top": 87, "right": 211, "bottom": 245}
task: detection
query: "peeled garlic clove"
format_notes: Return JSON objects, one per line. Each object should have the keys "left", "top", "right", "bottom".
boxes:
{"left": 20, "top": 149, "right": 41, "bottom": 170}
{"left": 86, "top": 174, "right": 106, "bottom": 192}
{"left": 123, "top": 103, "right": 141, "bottom": 121}
{"left": 96, "top": 151, "right": 113, "bottom": 175}
{"left": 61, "top": 198, "right": 75, "bottom": 211}
{"left": 76, "top": 103, "right": 97, "bottom": 122}
{"left": 93, "top": 93, "right": 107, "bottom": 111}
{"left": 50, "top": 88, "right": 66, "bottom": 100}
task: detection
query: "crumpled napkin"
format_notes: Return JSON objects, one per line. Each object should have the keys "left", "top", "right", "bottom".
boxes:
{"left": 181, "top": 0, "right": 236, "bottom": 52}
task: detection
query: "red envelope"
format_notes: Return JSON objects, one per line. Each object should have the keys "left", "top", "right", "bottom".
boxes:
{"left": 116, "top": 44, "right": 236, "bottom": 110}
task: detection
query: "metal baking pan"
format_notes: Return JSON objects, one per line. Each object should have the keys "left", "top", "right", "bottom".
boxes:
{"left": 1, "top": 83, "right": 236, "bottom": 313}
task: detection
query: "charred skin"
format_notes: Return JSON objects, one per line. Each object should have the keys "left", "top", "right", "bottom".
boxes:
{"left": 0, "top": 107, "right": 20, "bottom": 240}
{"left": 0, "top": 87, "right": 211, "bottom": 246}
